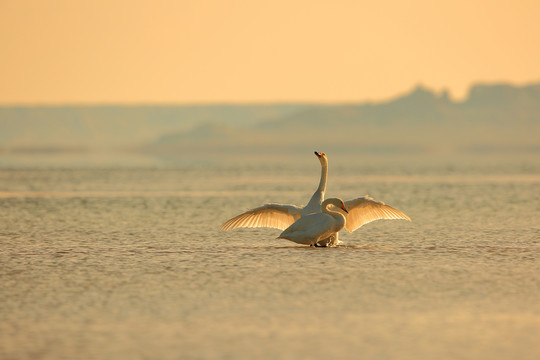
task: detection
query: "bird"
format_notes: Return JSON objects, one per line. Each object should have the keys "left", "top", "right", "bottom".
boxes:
{"left": 220, "top": 151, "right": 411, "bottom": 246}
{"left": 277, "top": 198, "right": 348, "bottom": 246}
{"left": 220, "top": 151, "right": 328, "bottom": 231}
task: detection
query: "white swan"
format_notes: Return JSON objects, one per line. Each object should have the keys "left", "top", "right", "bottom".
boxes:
{"left": 220, "top": 151, "right": 411, "bottom": 246}
{"left": 220, "top": 151, "right": 328, "bottom": 230}
{"left": 278, "top": 198, "right": 348, "bottom": 246}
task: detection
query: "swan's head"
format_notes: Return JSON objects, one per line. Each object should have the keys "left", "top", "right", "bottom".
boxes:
{"left": 314, "top": 151, "right": 328, "bottom": 164}
{"left": 323, "top": 198, "right": 348, "bottom": 214}
{"left": 337, "top": 199, "right": 348, "bottom": 214}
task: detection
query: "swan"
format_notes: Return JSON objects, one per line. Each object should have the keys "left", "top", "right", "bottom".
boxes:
{"left": 220, "top": 151, "right": 411, "bottom": 246}
{"left": 220, "top": 151, "right": 328, "bottom": 231}
{"left": 278, "top": 198, "right": 348, "bottom": 246}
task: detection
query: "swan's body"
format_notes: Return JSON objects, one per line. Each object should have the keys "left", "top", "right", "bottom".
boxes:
{"left": 278, "top": 198, "right": 348, "bottom": 246}
{"left": 220, "top": 151, "right": 411, "bottom": 246}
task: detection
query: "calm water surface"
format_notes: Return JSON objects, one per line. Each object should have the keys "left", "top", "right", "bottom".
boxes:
{"left": 1, "top": 157, "right": 539, "bottom": 359}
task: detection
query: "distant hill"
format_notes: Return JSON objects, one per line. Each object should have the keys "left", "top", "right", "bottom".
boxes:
{"left": 145, "top": 83, "right": 540, "bottom": 155}
{"left": 1, "top": 83, "right": 539, "bottom": 156}
{"left": 0, "top": 104, "right": 312, "bottom": 150}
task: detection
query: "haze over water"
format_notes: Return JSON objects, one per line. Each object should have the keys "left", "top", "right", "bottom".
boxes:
{"left": 1, "top": 152, "right": 539, "bottom": 360}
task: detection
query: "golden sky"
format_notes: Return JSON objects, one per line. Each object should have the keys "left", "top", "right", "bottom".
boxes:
{"left": 1, "top": 0, "right": 540, "bottom": 104}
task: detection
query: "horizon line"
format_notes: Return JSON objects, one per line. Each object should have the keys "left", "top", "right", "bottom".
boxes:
{"left": 1, "top": 80, "right": 538, "bottom": 108}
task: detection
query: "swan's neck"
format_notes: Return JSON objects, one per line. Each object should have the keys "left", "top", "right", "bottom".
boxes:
{"left": 321, "top": 202, "right": 345, "bottom": 220}
{"left": 317, "top": 163, "right": 328, "bottom": 193}
{"left": 320, "top": 199, "right": 347, "bottom": 237}
{"left": 302, "top": 159, "right": 328, "bottom": 216}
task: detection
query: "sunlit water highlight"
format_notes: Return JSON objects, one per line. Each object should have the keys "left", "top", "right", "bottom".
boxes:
{"left": 1, "top": 159, "right": 539, "bottom": 359}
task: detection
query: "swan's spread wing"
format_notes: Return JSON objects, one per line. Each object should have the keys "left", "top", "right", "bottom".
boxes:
{"left": 344, "top": 196, "right": 411, "bottom": 232}
{"left": 221, "top": 204, "right": 303, "bottom": 231}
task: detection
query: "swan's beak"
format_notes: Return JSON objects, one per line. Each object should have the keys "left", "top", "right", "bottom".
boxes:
{"left": 314, "top": 151, "right": 321, "bottom": 158}
{"left": 341, "top": 205, "right": 349, "bottom": 214}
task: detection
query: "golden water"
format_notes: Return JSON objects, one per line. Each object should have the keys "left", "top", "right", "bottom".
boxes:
{"left": 1, "top": 158, "right": 539, "bottom": 359}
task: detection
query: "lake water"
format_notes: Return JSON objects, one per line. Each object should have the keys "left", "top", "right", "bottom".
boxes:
{"left": 1, "top": 154, "right": 539, "bottom": 359}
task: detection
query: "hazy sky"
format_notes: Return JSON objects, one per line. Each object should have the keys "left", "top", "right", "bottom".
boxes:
{"left": 2, "top": 0, "right": 540, "bottom": 104}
